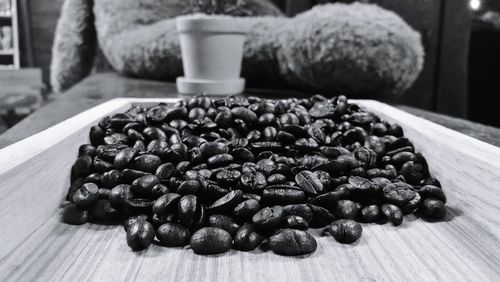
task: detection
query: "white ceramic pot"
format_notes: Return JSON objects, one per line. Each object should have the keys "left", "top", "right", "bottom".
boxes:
{"left": 176, "top": 14, "right": 248, "bottom": 95}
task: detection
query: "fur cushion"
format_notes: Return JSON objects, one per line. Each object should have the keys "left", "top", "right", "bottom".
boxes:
{"left": 51, "top": 0, "right": 423, "bottom": 97}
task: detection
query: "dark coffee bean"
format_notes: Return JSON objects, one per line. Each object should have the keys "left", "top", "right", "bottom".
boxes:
{"left": 308, "top": 204, "right": 335, "bottom": 228}
{"left": 131, "top": 175, "right": 161, "bottom": 197}
{"left": 190, "top": 227, "right": 232, "bottom": 255}
{"left": 262, "top": 188, "right": 305, "bottom": 205}
{"left": 308, "top": 191, "right": 342, "bottom": 209}
{"left": 89, "top": 199, "right": 120, "bottom": 222}
{"left": 60, "top": 203, "right": 89, "bottom": 225}
{"left": 124, "top": 215, "right": 149, "bottom": 232}
{"left": 382, "top": 182, "right": 417, "bottom": 206}
{"left": 126, "top": 221, "right": 156, "bottom": 251}
{"left": 209, "top": 190, "right": 243, "bottom": 213}
{"left": 418, "top": 185, "right": 447, "bottom": 203}
{"left": 215, "top": 170, "right": 241, "bottom": 187}
{"left": 151, "top": 184, "right": 169, "bottom": 198}
{"left": 334, "top": 200, "right": 360, "bottom": 219}
{"left": 281, "top": 215, "right": 309, "bottom": 230}
{"left": 122, "top": 197, "right": 154, "bottom": 212}
{"left": 420, "top": 177, "right": 442, "bottom": 188}
{"left": 89, "top": 126, "right": 105, "bottom": 146}
{"left": 114, "top": 148, "right": 139, "bottom": 169}
{"left": 230, "top": 107, "right": 257, "bottom": 122}
{"left": 234, "top": 224, "right": 265, "bottom": 251}
{"left": 420, "top": 198, "right": 446, "bottom": 219}
{"left": 295, "top": 170, "right": 323, "bottom": 195}
{"left": 252, "top": 206, "right": 283, "bottom": 231}
{"left": 381, "top": 204, "right": 404, "bottom": 226}
{"left": 178, "top": 195, "right": 200, "bottom": 228}
{"left": 323, "top": 219, "right": 362, "bottom": 244}
{"left": 101, "top": 169, "right": 123, "bottom": 188}
{"left": 207, "top": 153, "right": 234, "bottom": 168}
{"left": 387, "top": 124, "right": 404, "bottom": 137}
{"left": 143, "top": 127, "right": 167, "bottom": 142}
{"left": 233, "top": 199, "right": 261, "bottom": 222}
{"left": 208, "top": 214, "right": 241, "bottom": 236}
{"left": 200, "top": 142, "right": 229, "bottom": 159}
{"left": 267, "top": 174, "right": 287, "bottom": 185}
{"left": 122, "top": 169, "right": 150, "bottom": 183}
{"left": 152, "top": 193, "right": 181, "bottom": 215}
{"left": 72, "top": 183, "right": 99, "bottom": 207}
{"left": 177, "top": 180, "right": 201, "bottom": 196}
{"left": 157, "top": 223, "right": 191, "bottom": 247}
{"left": 255, "top": 159, "right": 276, "bottom": 176}
{"left": 269, "top": 229, "right": 317, "bottom": 256}
{"left": 361, "top": 204, "right": 380, "bottom": 222}
{"left": 391, "top": 152, "right": 417, "bottom": 168}
{"left": 282, "top": 204, "right": 313, "bottom": 222}
{"left": 104, "top": 133, "right": 128, "bottom": 145}
{"left": 131, "top": 154, "right": 162, "bottom": 173}
{"left": 72, "top": 155, "right": 93, "bottom": 178}
{"left": 401, "top": 192, "right": 422, "bottom": 214}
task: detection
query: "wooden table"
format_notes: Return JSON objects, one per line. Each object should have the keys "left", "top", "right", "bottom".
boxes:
{"left": 0, "top": 73, "right": 499, "bottom": 282}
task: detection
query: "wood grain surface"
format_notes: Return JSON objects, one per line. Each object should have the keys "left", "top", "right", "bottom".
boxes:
{"left": 0, "top": 99, "right": 499, "bottom": 282}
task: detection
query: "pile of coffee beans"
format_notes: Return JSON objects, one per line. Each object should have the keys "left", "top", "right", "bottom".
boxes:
{"left": 61, "top": 95, "right": 447, "bottom": 256}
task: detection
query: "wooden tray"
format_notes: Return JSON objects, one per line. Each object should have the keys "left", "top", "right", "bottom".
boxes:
{"left": 0, "top": 98, "right": 499, "bottom": 282}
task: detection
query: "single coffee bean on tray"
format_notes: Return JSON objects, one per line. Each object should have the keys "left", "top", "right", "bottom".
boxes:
{"left": 61, "top": 95, "right": 448, "bottom": 256}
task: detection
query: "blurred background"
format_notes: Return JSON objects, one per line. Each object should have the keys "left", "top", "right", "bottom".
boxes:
{"left": 0, "top": 0, "right": 499, "bottom": 133}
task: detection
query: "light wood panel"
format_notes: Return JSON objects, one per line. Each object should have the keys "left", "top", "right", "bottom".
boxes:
{"left": 0, "top": 98, "right": 499, "bottom": 281}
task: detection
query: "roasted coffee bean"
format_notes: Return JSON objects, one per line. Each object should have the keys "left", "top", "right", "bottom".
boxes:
{"left": 334, "top": 200, "right": 360, "bottom": 220}
{"left": 142, "top": 127, "right": 167, "bottom": 142}
{"left": 381, "top": 204, "right": 404, "bottom": 226}
{"left": 282, "top": 204, "right": 313, "bottom": 222}
{"left": 124, "top": 215, "right": 149, "bottom": 232}
{"left": 420, "top": 198, "right": 446, "bottom": 219}
{"left": 208, "top": 214, "right": 241, "bottom": 236}
{"left": 230, "top": 107, "right": 257, "bottom": 122}
{"left": 234, "top": 224, "right": 265, "bottom": 251}
{"left": 60, "top": 203, "right": 89, "bottom": 225}
{"left": 308, "top": 204, "right": 335, "bottom": 227}
{"left": 233, "top": 199, "right": 261, "bottom": 222}
{"left": 151, "top": 184, "right": 169, "bottom": 198}
{"left": 101, "top": 169, "right": 123, "bottom": 188}
{"left": 122, "top": 169, "right": 149, "bottom": 183}
{"left": 190, "top": 227, "right": 232, "bottom": 255}
{"left": 72, "top": 155, "right": 93, "bottom": 179}
{"left": 295, "top": 170, "right": 323, "bottom": 195}
{"left": 114, "top": 148, "right": 139, "bottom": 169}
{"left": 401, "top": 192, "right": 422, "bottom": 214}
{"left": 269, "top": 229, "right": 317, "bottom": 256}
{"left": 262, "top": 188, "right": 305, "bottom": 205}
{"left": 89, "top": 199, "right": 120, "bottom": 222}
{"left": 157, "top": 223, "right": 191, "bottom": 247}
{"left": 323, "top": 219, "right": 362, "bottom": 244}
{"left": 308, "top": 191, "right": 342, "bottom": 209}
{"left": 209, "top": 190, "right": 243, "bottom": 213}
{"left": 267, "top": 174, "right": 287, "bottom": 185}
{"left": 177, "top": 180, "right": 201, "bottom": 195}
{"left": 361, "top": 204, "right": 380, "bottom": 222}
{"left": 72, "top": 183, "right": 99, "bottom": 207}
{"left": 207, "top": 153, "right": 234, "bottom": 168}
{"left": 131, "top": 175, "right": 161, "bottom": 197}
{"left": 126, "top": 221, "right": 155, "bottom": 251}
{"left": 131, "top": 154, "right": 162, "bottom": 173}
{"left": 215, "top": 170, "right": 241, "bottom": 187}
{"left": 178, "top": 195, "right": 200, "bottom": 228}
{"left": 418, "top": 185, "right": 447, "bottom": 203}
{"left": 255, "top": 159, "right": 276, "bottom": 176}
{"left": 252, "top": 206, "right": 283, "bottom": 231}
{"left": 281, "top": 215, "right": 309, "bottom": 230}
{"left": 152, "top": 193, "right": 181, "bottom": 215}
{"left": 382, "top": 182, "right": 417, "bottom": 206}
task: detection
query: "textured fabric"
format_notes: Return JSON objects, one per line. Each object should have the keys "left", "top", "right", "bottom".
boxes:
{"left": 50, "top": 0, "right": 423, "bottom": 97}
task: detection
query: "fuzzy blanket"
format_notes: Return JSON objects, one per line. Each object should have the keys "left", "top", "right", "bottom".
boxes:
{"left": 51, "top": 0, "right": 424, "bottom": 97}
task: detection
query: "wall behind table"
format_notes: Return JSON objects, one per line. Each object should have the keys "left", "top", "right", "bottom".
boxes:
{"left": 25, "top": 0, "right": 64, "bottom": 88}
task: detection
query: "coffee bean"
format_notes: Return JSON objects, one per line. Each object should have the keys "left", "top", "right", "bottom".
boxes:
{"left": 323, "top": 219, "right": 362, "bottom": 244}
{"left": 361, "top": 204, "right": 380, "bottom": 222}
{"left": 131, "top": 175, "right": 160, "bottom": 197}
{"left": 233, "top": 199, "right": 261, "bottom": 222}
{"left": 281, "top": 215, "right": 309, "bottom": 230}
{"left": 230, "top": 107, "right": 257, "bottom": 122}
{"left": 177, "top": 180, "right": 201, "bottom": 195}
{"left": 334, "top": 200, "right": 360, "bottom": 220}
{"left": 295, "top": 170, "right": 323, "bottom": 195}
{"left": 252, "top": 206, "right": 283, "bottom": 231}
{"left": 418, "top": 185, "right": 447, "bottom": 203}
{"left": 131, "top": 154, "right": 162, "bottom": 173}
{"left": 126, "top": 221, "right": 155, "bottom": 251}
{"left": 209, "top": 190, "right": 243, "bottom": 214}
{"left": 72, "top": 183, "right": 99, "bottom": 207}
{"left": 308, "top": 204, "right": 335, "bottom": 228}
{"left": 269, "top": 229, "right": 317, "bottom": 256}
{"left": 124, "top": 215, "right": 149, "bottom": 232}
{"left": 190, "top": 227, "right": 232, "bottom": 255}
{"left": 234, "top": 224, "right": 265, "bottom": 251}
{"left": 381, "top": 204, "right": 404, "bottom": 226}
{"left": 420, "top": 198, "right": 446, "bottom": 219}
{"left": 208, "top": 214, "right": 241, "bottom": 236}
{"left": 262, "top": 188, "right": 305, "bottom": 205}
{"left": 383, "top": 182, "right": 417, "bottom": 206}
{"left": 60, "top": 203, "right": 89, "bottom": 225}
{"left": 282, "top": 204, "right": 313, "bottom": 222}
{"left": 157, "top": 223, "right": 191, "bottom": 247}
{"left": 152, "top": 193, "right": 181, "bottom": 215}
{"left": 178, "top": 195, "right": 200, "bottom": 228}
